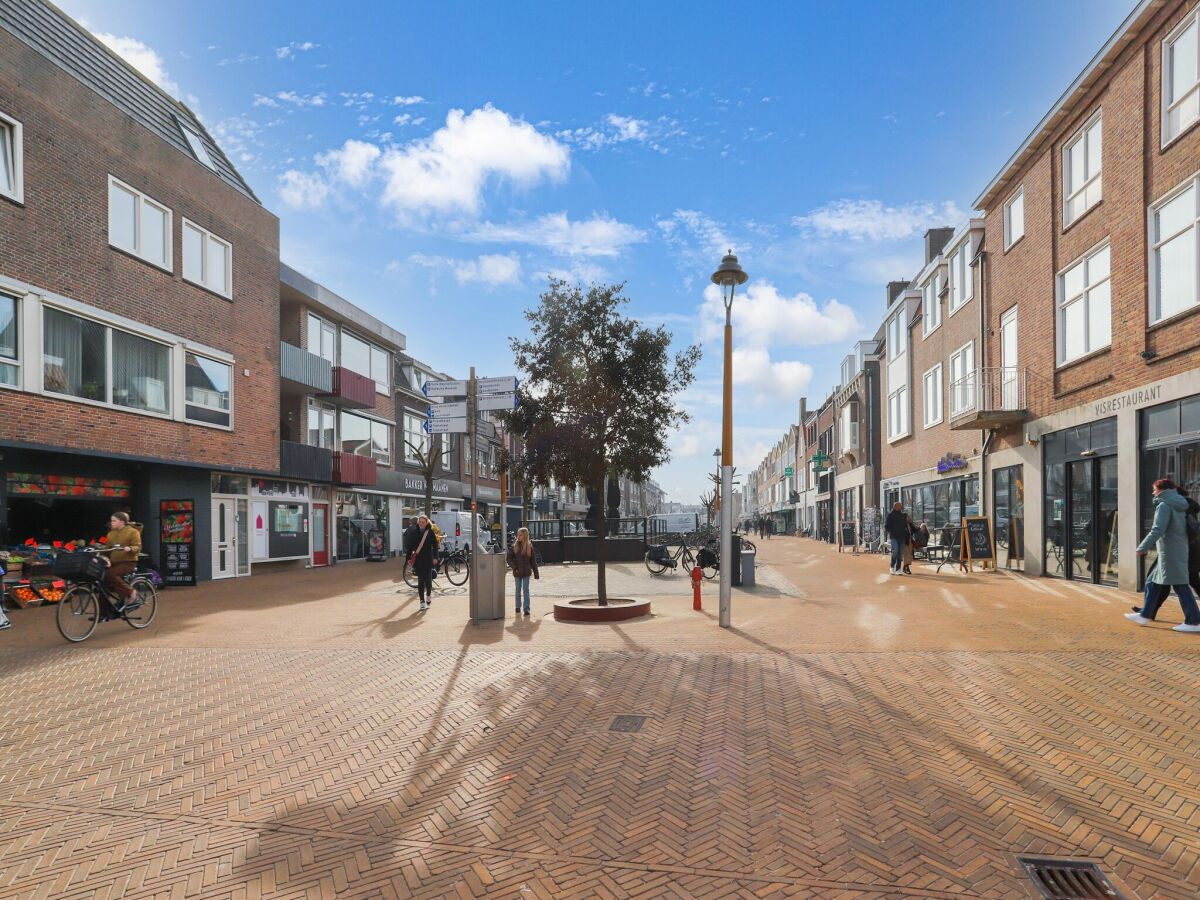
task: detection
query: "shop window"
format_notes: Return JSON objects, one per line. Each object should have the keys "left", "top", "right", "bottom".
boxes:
{"left": 1150, "top": 178, "right": 1198, "bottom": 324}
{"left": 108, "top": 176, "right": 171, "bottom": 271}
{"left": 185, "top": 352, "right": 232, "bottom": 427}
{"left": 0, "top": 292, "right": 18, "bottom": 387}
{"left": 43, "top": 307, "right": 108, "bottom": 403}
{"left": 182, "top": 219, "right": 231, "bottom": 298}
{"left": 1057, "top": 244, "right": 1111, "bottom": 364}
{"left": 210, "top": 474, "right": 248, "bottom": 494}
{"left": 1144, "top": 402, "right": 1180, "bottom": 442}
{"left": 112, "top": 329, "right": 171, "bottom": 414}
{"left": 0, "top": 110, "right": 23, "bottom": 203}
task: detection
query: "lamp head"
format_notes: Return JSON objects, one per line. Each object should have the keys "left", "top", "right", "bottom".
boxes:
{"left": 710, "top": 250, "right": 748, "bottom": 288}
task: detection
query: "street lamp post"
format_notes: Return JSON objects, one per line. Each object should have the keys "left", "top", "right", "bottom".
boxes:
{"left": 711, "top": 251, "right": 747, "bottom": 628}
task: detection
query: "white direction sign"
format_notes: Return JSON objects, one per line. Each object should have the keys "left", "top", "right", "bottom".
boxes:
{"left": 426, "top": 401, "right": 467, "bottom": 419}
{"left": 476, "top": 375, "right": 517, "bottom": 394}
{"left": 423, "top": 379, "right": 467, "bottom": 398}
{"left": 423, "top": 418, "right": 468, "bottom": 434}
{"left": 476, "top": 392, "right": 519, "bottom": 412}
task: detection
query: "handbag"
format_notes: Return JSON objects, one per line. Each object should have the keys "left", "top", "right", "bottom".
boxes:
{"left": 408, "top": 528, "right": 431, "bottom": 568}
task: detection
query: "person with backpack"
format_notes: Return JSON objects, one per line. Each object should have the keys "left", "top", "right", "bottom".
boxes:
{"left": 1126, "top": 479, "right": 1200, "bottom": 633}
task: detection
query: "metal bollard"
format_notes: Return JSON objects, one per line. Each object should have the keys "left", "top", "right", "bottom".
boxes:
{"left": 692, "top": 566, "right": 702, "bottom": 610}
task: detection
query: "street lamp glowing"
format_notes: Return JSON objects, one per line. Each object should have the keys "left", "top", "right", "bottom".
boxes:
{"left": 710, "top": 250, "right": 747, "bottom": 629}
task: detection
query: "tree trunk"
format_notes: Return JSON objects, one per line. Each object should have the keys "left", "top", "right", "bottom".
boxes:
{"left": 594, "top": 479, "right": 608, "bottom": 606}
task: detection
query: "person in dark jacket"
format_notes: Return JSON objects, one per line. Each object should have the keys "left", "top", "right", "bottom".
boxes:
{"left": 505, "top": 526, "right": 540, "bottom": 616}
{"left": 884, "top": 501, "right": 909, "bottom": 575}
{"left": 1127, "top": 480, "right": 1200, "bottom": 633}
{"left": 403, "top": 513, "right": 439, "bottom": 611}
{"left": 1182, "top": 487, "right": 1200, "bottom": 598}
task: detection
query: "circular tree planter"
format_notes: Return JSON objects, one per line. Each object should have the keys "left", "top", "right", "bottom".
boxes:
{"left": 553, "top": 597, "right": 651, "bottom": 623}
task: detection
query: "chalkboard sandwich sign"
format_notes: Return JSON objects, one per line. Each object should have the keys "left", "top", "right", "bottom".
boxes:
{"left": 838, "top": 521, "right": 857, "bottom": 554}
{"left": 961, "top": 516, "right": 994, "bottom": 572}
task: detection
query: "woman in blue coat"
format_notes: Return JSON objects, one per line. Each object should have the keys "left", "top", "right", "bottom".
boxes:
{"left": 1126, "top": 479, "right": 1200, "bottom": 632}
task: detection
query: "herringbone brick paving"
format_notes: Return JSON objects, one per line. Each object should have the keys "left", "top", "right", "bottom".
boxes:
{"left": 1, "top": 539, "right": 1197, "bottom": 897}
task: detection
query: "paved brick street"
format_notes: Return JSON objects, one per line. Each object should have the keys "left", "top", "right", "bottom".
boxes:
{"left": 2, "top": 539, "right": 1199, "bottom": 898}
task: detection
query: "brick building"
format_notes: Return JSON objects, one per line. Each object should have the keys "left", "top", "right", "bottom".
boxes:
{"left": 830, "top": 338, "right": 882, "bottom": 546}
{"left": 0, "top": 1, "right": 278, "bottom": 581}
{"left": 972, "top": 0, "right": 1200, "bottom": 591}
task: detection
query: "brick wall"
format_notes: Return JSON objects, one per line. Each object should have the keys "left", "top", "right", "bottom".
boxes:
{"left": 0, "top": 29, "right": 280, "bottom": 472}
{"left": 983, "top": 0, "right": 1200, "bottom": 452}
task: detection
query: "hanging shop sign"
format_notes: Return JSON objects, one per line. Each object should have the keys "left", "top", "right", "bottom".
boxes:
{"left": 936, "top": 453, "right": 968, "bottom": 474}
{"left": 160, "top": 499, "right": 196, "bottom": 586}
{"left": 7, "top": 472, "right": 130, "bottom": 498}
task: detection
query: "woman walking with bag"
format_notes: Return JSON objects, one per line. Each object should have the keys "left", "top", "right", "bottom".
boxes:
{"left": 404, "top": 513, "right": 439, "bottom": 611}
{"left": 506, "top": 527, "right": 540, "bottom": 616}
{"left": 1126, "top": 479, "right": 1200, "bottom": 633}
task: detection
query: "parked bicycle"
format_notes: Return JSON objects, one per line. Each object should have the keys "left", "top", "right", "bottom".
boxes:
{"left": 404, "top": 546, "right": 470, "bottom": 588}
{"left": 645, "top": 533, "right": 719, "bottom": 579}
{"left": 54, "top": 547, "right": 158, "bottom": 642}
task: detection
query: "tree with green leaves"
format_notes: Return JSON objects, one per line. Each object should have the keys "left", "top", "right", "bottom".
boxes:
{"left": 502, "top": 279, "right": 701, "bottom": 605}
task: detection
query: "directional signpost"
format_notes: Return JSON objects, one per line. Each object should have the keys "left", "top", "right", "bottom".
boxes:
{"left": 423, "top": 418, "right": 468, "bottom": 434}
{"left": 422, "top": 379, "right": 467, "bottom": 398}
{"left": 427, "top": 401, "right": 468, "bottom": 419}
{"left": 477, "top": 392, "right": 520, "bottom": 412}
{"left": 477, "top": 376, "right": 517, "bottom": 394}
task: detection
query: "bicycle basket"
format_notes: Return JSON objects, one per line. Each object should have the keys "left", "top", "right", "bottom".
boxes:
{"left": 52, "top": 552, "right": 106, "bottom": 581}
{"left": 696, "top": 547, "right": 718, "bottom": 569}
{"left": 647, "top": 545, "right": 671, "bottom": 563}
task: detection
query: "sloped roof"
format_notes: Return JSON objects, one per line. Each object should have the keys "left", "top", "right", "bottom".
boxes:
{"left": 0, "top": 0, "right": 259, "bottom": 202}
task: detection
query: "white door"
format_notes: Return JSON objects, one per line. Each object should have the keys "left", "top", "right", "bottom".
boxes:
{"left": 211, "top": 498, "right": 236, "bottom": 579}
{"left": 1000, "top": 307, "right": 1018, "bottom": 409}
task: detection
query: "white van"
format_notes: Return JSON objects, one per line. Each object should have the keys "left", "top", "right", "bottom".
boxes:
{"left": 648, "top": 512, "right": 698, "bottom": 537}
{"left": 432, "top": 511, "right": 491, "bottom": 553}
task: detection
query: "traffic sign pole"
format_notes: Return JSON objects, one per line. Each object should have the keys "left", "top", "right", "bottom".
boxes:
{"left": 468, "top": 366, "right": 477, "bottom": 620}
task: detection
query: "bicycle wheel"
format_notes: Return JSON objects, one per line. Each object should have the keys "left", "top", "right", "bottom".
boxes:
{"left": 124, "top": 578, "right": 158, "bottom": 629}
{"left": 403, "top": 561, "right": 419, "bottom": 588}
{"left": 644, "top": 553, "right": 669, "bottom": 575}
{"left": 444, "top": 555, "right": 469, "bottom": 586}
{"left": 56, "top": 584, "right": 100, "bottom": 642}
{"left": 701, "top": 551, "right": 719, "bottom": 580}
{"left": 680, "top": 547, "right": 696, "bottom": 573}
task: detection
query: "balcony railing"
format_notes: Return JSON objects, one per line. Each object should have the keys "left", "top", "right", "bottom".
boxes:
{"left": 280, "top": 440, "right": 333, "bottom": 482}
{"left": 324, "top": 366, "right": 377, "bottom": 409}
{"left": 948, "top": 367, "right": 1029, "bottom": 430}
{"left": 332, "top": 451, "right": 378, "bottom": 486}
{"left": 280, "top": 341, "right": 332, "bottom": 392}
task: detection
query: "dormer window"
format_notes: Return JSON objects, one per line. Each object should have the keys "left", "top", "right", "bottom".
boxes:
{"left": 177, "top": 118, "right": 216, "bottom": 171}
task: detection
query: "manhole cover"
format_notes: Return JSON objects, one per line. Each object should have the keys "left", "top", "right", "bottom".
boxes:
{"left": 1017, "top": 856, "right": 1125, "bottom": 899}
{"left": 609, "top": 715, "right": 647, "bottom": 732}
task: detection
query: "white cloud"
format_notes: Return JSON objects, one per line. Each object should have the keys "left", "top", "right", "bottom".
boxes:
{"left": 276, "top": 41, "right": 318, "bottom": 59}
{"left": 391, "top": 95, "right": 426, "bottom": 106}
{"left": 556, "top": 114, "right": 685, "bottom": 153}
{"left": 465, "top": 212, "right": 644, "bottom": 258}
{"left": 274, "top": 90, "right": 327, "bottom": 107}
{"left": 278, "top": 169, "right": 330, "bottom": 209}
{"left": 92, "top": 32, "right": 180, "bottom": 98}
{"left": 409, "top": 253, "right": 522, "bottom": 287}
{"left": 731, "top": 347, "right": 814, "bottom": 405}
{"left": 794, "top": 199, "right": 963, "bottom": 242}
{"left": 658, "top": 209, "right": 735, "bottom": 259}
{"left": 378, "top": 105, "right": 569, "bottom": 216}
{"left": 316, "top": 139, "right": 381, "bottom": 187}
{"left": 699, "top": 279, "right": 860, "bottom": 348}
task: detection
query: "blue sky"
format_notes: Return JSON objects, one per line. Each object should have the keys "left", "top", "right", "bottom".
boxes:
{"left": 61, "top": 0, "right": 1134, "bottom": 502}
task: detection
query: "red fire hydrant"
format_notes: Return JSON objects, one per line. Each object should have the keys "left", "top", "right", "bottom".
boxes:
{"left": 692, "top": 566, "right": 702, "bottom": 610}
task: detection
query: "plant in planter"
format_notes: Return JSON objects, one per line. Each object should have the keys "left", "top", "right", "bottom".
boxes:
{"left": 502, "top": 279, "right": 699, "bottom": 605}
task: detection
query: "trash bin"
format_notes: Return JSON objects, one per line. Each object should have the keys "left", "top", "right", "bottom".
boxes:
{"left": 740, "top": 548, "right": 756, "bottom": 588}
{"left": 471, "top": 553, "right": 506, "bottom": 621}
{"left": 730, "top": 533, "right": 742, "bottom": 587}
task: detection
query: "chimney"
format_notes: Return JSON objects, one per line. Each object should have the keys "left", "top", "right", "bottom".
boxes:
{"left": 925, "top": 227, "right": 955, "bottom": 264}
{"left": 887, "top": 281, "right": 909, "bottom": 307}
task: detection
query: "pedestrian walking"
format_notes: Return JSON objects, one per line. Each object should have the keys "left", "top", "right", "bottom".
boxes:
{"left": 506, "top": 526, "right": 540, "bottom": 616}
{"left": 1126, "top": 479, "right": 1200, "bottom": 633}
{"left": 0, "top": 555, "right": 10, "bottom": 631}
{"left": 404, "top": 513, "right": 439, "bottom": 611}
{"left": 902, "top": 512, "right": 915, "bottom": 575}
{"left": 884, "top": 501, "right": 909, "bottom": 575}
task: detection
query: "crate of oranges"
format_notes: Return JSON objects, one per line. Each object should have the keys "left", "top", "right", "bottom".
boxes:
{"left": 6, "top": 579, "right": 66, "bottom": 607}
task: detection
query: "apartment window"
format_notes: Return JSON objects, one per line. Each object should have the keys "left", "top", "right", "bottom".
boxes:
{"left": 1004, "top": 187, "right": 1025, "bottom": 249}
{"left": 922, "top": 277, "right": 941, "bottom": 336}
{"left": 949, "top": 343, "right": 975, "bottom": 416}
{"left": 886, "top": 311, "right": 906, "bottom": 360}
{"left": 182, "top": 220, "right": 231, "bottom": 297}
{"left": 0, "top": 111, "right": 23, "bottom": 203}
{"left": 0, "top": 292, "right": 17, "bottom": 387}
{"left": 923, "top": 364, "right": 943, "bottom": 428}
{"left": 108, "top": 176, "right": 171, "bottom": 270}
{"left": 112, "top": 329, "right": 171, "bottom": 414}
{"left": 340, "top": 330, "right": 391, "bottom": 392}
{"left": 1151, "top": 177, "right": 1199, "bottom": 323}
{"left": 948, "top": 242, "right": 973, "bottom": 313}
{"left": 1057, "top": 244, "right": 1112, "bottom": 364}
{"left": 403, "top": 413, "right": 428, "bottom": 463}
{"left": 178, "top": 121, "right": 216, "bottom": 170}
{"left": 1164, "top": 11, "right": 1200, "bottom": 144}
{"left": 307, "top": 314, "right": 336, "bottom": 362}
{"left": 887, "top": 387, "right": 909, "bottom": 440}
{"left": 306, "top": 401, "right": 336, "bottom": 449}
{"left": 1063, "top": 113, "right": 1102, "bottom": 226}
{"left": 477, "top": 447, "right": 493, "bottom": 478}
{"left": 370, "top": 346, "right": 391, "bottom": 393}
{"left": 439, "top": 433, "right": 455, "bottom": 470}
{"left": 341, "top": 411, "right": 390, "bottom": 464}
{"left": 840, "top": 357, "right": 853, "bottom": 387}
{"left": 185, "top": 352, "right": 232, "bottom": 427}
{"left": 411, "top": 367, "right": 429, "bottom": 394}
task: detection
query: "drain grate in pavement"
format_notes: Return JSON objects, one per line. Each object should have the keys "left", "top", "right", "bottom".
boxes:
{"left": 1018, "top": 856, "right": 1124, "bottom": 899}
{"left": 609, "top": 715, "right": 647, "bottom": 732}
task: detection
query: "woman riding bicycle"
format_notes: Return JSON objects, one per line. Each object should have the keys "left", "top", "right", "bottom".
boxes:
{"left": 101, "top": 512, "right": 142, "bottom": 613}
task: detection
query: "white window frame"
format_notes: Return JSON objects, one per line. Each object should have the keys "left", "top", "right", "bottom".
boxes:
{"left": 1148, "top": 173, "right": 1200, "bottom": 325}
{"left": 182, "top": 218, "right": 232, "bottom": 298}
{"left": 949, "top": 341, "right": 976, "bottom": 416}
{"left": 1063, "top": 111, "right": 1103, "bottom": 228}
{"left": 1056, "top": 241, "right": 1112, "bottom": 366}
{"left": 886, "top": 311, "right": 906, "bottom": 361}
{"left": 922, "top": 276, "right": 941, "bottom": 337}
{"left": 948, "top": 241, "right": 973, "bottom": 315}
{"left": 0, "top": 110, "right": 24, "bottom": 204}
{"left": 403, "top": 412, "right": 428, "bottom": 464}
{"left": 1004, "top": 186, "right": 1025, "bottom": 250}
{"left": 886, "top": 386, "right": 909, "bottom": 442}
{"left": 0, "top": 290, "right": 19, "bottom": 390}
{"left": 108, "top": 175, "right": 172, "bottom": 272}
{"left": 307, "top": 313, "right": 337, "bottom": 363}
{"left": 183, "top": 351, "right": 233, "bottom": 429}
{"left": 1162, "top": 8, "right": 1200, "bottom": 148}
{"left": 922, "top": 363, "right": 943, "bottom": 428}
